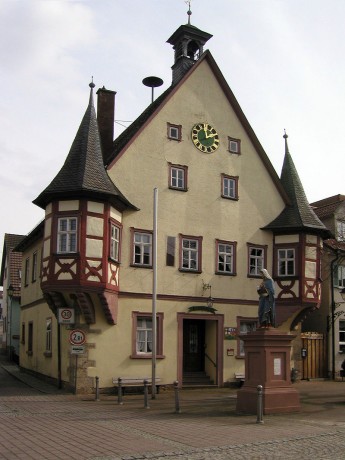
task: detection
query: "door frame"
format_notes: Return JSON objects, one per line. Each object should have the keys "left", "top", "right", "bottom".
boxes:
{"left": 177, "top": 313, "right": 224, "bottom": 388}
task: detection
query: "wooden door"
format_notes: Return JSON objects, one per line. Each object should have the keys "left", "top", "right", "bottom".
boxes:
{"left": 301, "top": 332, "right": 327, "bottom": 379}
{"left": 183, "top": 319, "right": 205, "bottom": 372}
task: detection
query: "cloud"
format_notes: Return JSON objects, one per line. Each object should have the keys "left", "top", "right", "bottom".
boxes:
{"left": 0, "top": 1, "right": 96, "bottom": 77}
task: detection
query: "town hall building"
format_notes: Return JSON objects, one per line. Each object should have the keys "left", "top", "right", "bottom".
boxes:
{"left": 13, "top": 18, "right": 328, "bottom": 393}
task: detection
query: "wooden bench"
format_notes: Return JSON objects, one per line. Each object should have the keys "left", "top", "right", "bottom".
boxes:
{"left": 234, "top": 373, "right": 245, "bottom": 386}
{"left": 112, "top": 377, "right": 161, "bottom": 402}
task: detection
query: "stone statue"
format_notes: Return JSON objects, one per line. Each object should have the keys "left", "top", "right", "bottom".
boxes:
{"left": 257, "top": 268, "right": 276, "bottom": 328}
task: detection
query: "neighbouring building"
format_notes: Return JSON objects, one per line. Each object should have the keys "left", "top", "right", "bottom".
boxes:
{"left": 0, "top": 233, "right": 25, "bottom": 362}
{"left": 0, "top": 290, "right": 3, "bottom": 349}
{"left": 13, "top": 19, "right": 329, "bottom": 393}
{"left": 304, "top": 195, "right": 345, "bottom": 378}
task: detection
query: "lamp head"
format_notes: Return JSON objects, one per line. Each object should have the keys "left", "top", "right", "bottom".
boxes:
{"left": 7, "top": 285, "right": 14, "bottom": 298}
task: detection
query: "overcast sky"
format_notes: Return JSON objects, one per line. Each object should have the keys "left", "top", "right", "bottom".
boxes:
{"left": 0, "top": 0, "right": 344, "bottom": 263}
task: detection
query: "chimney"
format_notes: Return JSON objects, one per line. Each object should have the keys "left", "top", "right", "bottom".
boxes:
{"left": 96, "top": 87, "right": 116, "bottom": 164}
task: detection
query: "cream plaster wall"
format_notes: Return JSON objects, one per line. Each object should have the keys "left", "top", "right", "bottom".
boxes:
{"left": 305, "top": 261, "right": 316, "bottom": 279}
{"left": 85, "top": 297, "right": 258, "bottom": 388}
{"left": 45, "top": 203, "right": 52, "bottom": 216}
{"left": 88, "top": 202, "right": 104, "bottom": 214}
{"left": 86, "top": 238, "right": 103, "bottom": 258}
{"left": 21, "top": 240, "right": 43, "bottom": 305}
{"left": 110, "top": 207, "right": 122, "bottom": 223}
{"left": 108, "top": 60, "right": 285, "bottom": 303}
{"left": 86, "top": 216, "right": 104, "bottom": 237}
{"left": 20, "top": 300, "right": 81, "bottom": 384}
{"left": 275, "top": 234, "right": 299, "bottom": 244}
{"left": 59, "top": 200, "right": 79, "bottom": 211}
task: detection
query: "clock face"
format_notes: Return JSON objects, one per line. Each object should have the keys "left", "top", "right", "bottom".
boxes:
{"left": 191, "top": 123, "right": 220, "bottom": 153}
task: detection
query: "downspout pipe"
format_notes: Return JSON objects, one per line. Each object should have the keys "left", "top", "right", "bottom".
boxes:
{"left": 331, "top": 252, "right": 340, "bottom": 380}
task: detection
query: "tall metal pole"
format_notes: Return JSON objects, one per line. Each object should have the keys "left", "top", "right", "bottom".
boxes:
{"left": 152, "top": 188, "right": 158, "bottom": 399}
{"left": 57, "top": 323, "right": 62, "bottom": 389}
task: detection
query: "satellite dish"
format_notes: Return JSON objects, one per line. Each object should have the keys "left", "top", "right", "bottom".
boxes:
{"left": 142, "top": 76, "right": 164, "bottom": 103}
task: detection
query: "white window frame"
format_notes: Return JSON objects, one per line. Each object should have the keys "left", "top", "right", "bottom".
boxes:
{"left": 221, "top": 174, "right": 238, "bottom": 200}
{"left": 339, "top": 320, "right": 345, "bottom": 352}
{"left": 110, "top": 223, "right": 120, "bottom": 261}
{"left": 167, "top": 123, "right": 181, "bottom": 141}
{"left": 136, "top": 317, "right": 153, "bottom": 354}
{"left": 216, "top": 241, "right": 235, "bottom": 274}
{"left": 32, "top": 251, "right": 38, "bottom": 282}
{"left": 228, "top": 137, "right": 241, "bottom": 154}
{"left": 248, "top": 246, "right": 264, "bottom": 276}
{"left": 181, "top": 236, "right": 202, "bottom": 272}
{"left": 45, "top": 318, "right": 52, "bottom": 353}
{"left": 57, "top": 217, "right": 77, "bottom": 253}
{"left": 133, "top": 231, "right": 152, "bottom": 266}
{"left": 24, "top": 257, "right": 30, "bottom": 286}
{"left": 131, "top": 312, "right": 164, "bottom": 358}
{"left": 170, "top": 165, "right": 186, "bottom": 190}
{"left": 277, "top": 248, "right": 295, "bottom": 276}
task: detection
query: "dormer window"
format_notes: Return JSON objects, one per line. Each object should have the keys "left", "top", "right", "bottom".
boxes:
{"left": 57, "top": 217, "right": 78, "bottom": 253}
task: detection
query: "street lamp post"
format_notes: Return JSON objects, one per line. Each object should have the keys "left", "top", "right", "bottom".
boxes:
{"left": 7, "top": 285, "right": 14, "bottom": 361}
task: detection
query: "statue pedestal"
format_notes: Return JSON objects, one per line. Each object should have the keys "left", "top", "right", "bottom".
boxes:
{"left": 236, "top": 329, "right": 301, "bottom": 414}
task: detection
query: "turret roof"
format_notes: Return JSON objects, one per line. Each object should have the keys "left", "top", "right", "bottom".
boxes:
{"left": 264, "top": 134, "right": 330, "bottom": 237}
{"left": 33, "top": 83, "right": 136, "bottom": 211}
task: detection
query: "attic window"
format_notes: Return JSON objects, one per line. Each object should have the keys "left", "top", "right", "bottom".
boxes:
{"left": 228, "top": 137, "right": 241, "bottom": 154}
{"left": 167, "top": 123, "right": 181, "bottom": 141}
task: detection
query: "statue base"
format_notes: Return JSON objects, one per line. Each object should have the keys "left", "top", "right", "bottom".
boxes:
{"left": 236, "top": 329, "right": 301, "bottom": 414}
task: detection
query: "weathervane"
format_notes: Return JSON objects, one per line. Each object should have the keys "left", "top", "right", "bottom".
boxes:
{"left": 185, "top": 0, "right": 192, "bottom": 24}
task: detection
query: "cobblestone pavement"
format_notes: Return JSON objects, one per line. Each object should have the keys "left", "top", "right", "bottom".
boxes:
{"left": 1, "top": 359, "right": 345, "bottom": 459}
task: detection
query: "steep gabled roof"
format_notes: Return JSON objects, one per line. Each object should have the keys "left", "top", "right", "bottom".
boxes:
{"left": 106, "top": 51, "right": 290, "bottom": 204}
{"left": 310, "top": 194, "right": 345, "bottom": 219}
{"left": 0, "top": 233, "right": 25, "bottom": 295}
{"left": 33, "top": 83, "right": 137, "bottom": 211}
{"left": 14, "top": 220, "right": 45, "bottom": 253}
{"left": 263, "top": 134, "right": 330, "bottom": 237}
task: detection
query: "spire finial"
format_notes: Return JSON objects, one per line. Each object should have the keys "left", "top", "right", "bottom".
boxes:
{"left": 185, "top": 0, "right": 192, "bottom": 25}
{"left": 283, "top": 129, "right": 289, "bottom": 154}
{"left": 89, "top": 77, "right": 95, "bottom": 105}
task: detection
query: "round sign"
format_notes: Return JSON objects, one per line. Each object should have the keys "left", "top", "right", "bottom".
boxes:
{"left": 69, "top": 329, "right": 86, "bottom": 345}
{"left": 61, "top": 309, "right": 72, "bottom": 320}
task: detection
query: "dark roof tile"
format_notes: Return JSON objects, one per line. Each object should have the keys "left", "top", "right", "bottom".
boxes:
{"left": 33, "top": 87, "right": 137, "bottom": 211}
{"left": 264, "top": 136, "right": 330, "bottom": 237}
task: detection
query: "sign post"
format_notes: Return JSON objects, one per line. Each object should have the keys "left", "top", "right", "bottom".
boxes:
{"left": 69, "top": 330, "right": 86, "bottom": 394}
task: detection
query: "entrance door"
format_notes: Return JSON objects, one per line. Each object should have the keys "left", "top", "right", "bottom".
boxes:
{"left": 183, "top": 319, "right": 205, "bottom": 372}
{"left": 301, "top": 332, "right": 326, "bottom": 379}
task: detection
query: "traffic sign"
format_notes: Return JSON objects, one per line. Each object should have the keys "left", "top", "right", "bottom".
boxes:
{"left": 71, "top": 345, "right": 85, "bottom": 355}
{"left": 58, "top": 308, "right": 75, "bottom": 324}
{"left": 69, "top": 329, "right": 86, "bottom": 345}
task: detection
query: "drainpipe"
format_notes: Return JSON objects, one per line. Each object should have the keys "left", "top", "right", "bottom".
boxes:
{"left": 331, "top": 252, "right": 339, "bottom": 380}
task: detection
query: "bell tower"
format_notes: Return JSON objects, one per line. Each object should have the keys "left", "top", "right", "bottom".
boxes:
{"left": 167, "top": 4, "right": 212, "bottom": 84}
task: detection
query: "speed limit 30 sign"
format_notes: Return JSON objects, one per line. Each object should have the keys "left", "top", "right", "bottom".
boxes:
{"left": 69, "top": 329, "right": 86, "bottom": 346}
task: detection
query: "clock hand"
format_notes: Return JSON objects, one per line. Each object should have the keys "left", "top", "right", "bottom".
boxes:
{"left": 203, "top": 123, "right": 209, "bottom": 138}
